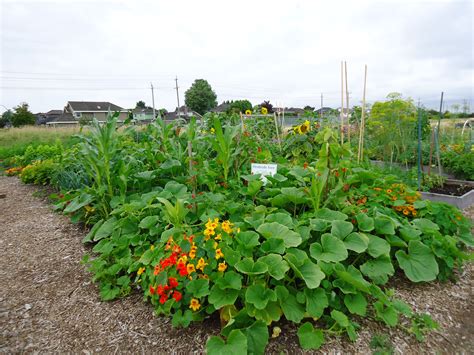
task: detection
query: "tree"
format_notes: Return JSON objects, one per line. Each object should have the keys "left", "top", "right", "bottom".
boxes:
{"left": 228, "top": 100, "right": 252, "bottom": 114}
{"left": 184, "top": 79, "right": 217, "bottom": 115}
{"left": 304, "top": 105, "right": 315, "bottom": 111}
{"left": 0, "top": 110, "right": 13, "bottom": 128}
{"left": 136, "top": 100, "right": 146, "bottom": 109}
{"left": 11, "top": 103, "right": 36, "bottom": 127}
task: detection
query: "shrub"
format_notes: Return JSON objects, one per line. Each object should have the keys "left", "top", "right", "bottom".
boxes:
{"left": 20, "top": 160, "right": 58, "bottom": 185}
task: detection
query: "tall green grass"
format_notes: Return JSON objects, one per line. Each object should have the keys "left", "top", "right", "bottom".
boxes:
{"left": 0, "top": 125, "right": 79, "bottom": 159}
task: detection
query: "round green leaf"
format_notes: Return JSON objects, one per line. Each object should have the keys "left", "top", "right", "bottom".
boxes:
{"left": 257, "top": 222, "right": 302, "bottom": 248}
{"left": 206, "top": 329, "right": 247, "bottom": 355}
{"left": 331, "top": 220, "right": 353, "bottom": 239}
{"left": 297, "top": 322, "right": 324, "bottom": 350}
{"left": 234, "top": 258, "right": 268, "bottom": 276}
{"left": 245, "top": 284, "right": 277, "bottom": 310}
{"left": 343, "top": 232, "right": 369, "bottom": 253}
{"left": 310, "top": 234, "right": 348, "bottom": 263}
{"left": 258, "top": 254, "right": 290, "bottom": 280}
{"left": 395, "top": 240, "right": 439, "bottom": 282}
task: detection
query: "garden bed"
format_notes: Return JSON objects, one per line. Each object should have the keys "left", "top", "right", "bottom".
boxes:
{"left": 421, "top": 179, "right": 474, "bottom": 209}
{"left": 1, "top": 179, "right": 473, "bottom": 353}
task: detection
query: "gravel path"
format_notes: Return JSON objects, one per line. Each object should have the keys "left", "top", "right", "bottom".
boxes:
{"left": 0, "top": 176, "right": 472, "bottom": 354}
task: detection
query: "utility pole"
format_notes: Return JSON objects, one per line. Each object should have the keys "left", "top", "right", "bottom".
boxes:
{"left": 150, "top": 83, "right": 157, "bottom": 120}
{"left": 175, "top": 76, "right": 181, "bottom": 118}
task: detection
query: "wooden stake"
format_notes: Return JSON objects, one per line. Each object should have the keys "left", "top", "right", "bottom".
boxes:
{"left": 340, "top": 61, "right": 344, "bottom": 144}
{"left": 345, "top": 61, "right": 350, "bottom": 144}
{"left": 274, "top": 112, "right": 282, "bottom": 152}
{"left": 358, "top": 65, "right": 367, "bottom": 163}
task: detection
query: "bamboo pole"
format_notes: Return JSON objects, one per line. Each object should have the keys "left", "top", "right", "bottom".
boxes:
{"left": 358, "top": 65, "right": 367, "bottom": 163}
{"left": 340, "top": 61, "right": 344, "bottom": 144}
{"left": 345, "top": 61, "right": 350, "bottom": 144}
{"left": 273, "top": 112, "right": 282, "bottom": 152}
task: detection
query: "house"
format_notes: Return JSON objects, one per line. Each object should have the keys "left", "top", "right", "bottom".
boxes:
{"left": 165, "top": 106, "right": 201, "bottom": 121}
{"left": 132, "top": 107, "right": 157, "bottom": 123}
{"left": 211, "top": 102, "right": 231, "bottom": 113}
{"left": 36, "top": 109, "right": 62, "bottom": 125}
{"left": 47, "top": 101, "right": 128, "bottom": 125}
{"left": 315, "top": 107, "right": 334, "bottom": 116}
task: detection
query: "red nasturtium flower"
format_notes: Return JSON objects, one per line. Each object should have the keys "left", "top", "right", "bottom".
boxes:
{"left": 159, "top": 294, "right": 167, "bottom": 304}
{"left": 172, "top": 291, "right": 182, "bottom": 302}
{"left": 168, "top": 277, "right": 179, "bottom": 288}
{"left": 149, "top": 285, "right": 155, "bottom": 295}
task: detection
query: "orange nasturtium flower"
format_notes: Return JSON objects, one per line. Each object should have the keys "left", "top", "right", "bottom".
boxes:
{"left": 221, "top": 220, "right": 233, "bottom": 234}
{"left": 189, "top": 298, "right": 201, "bottom": 311}
{"left": 215, "top": 249, "right": 224, "bottom": 260}
{"left": 218, "top": 262, "right": 227, "bottom": 272}
{"left": 187, "top": 263, "right": 196, "bottom": 274}
{"left": 196, "top": 258, "right": 208, "bottom": 271}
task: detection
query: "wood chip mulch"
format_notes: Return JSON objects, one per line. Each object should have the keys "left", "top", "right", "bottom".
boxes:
{"left": 0, "top": 176, "right": 472, "bottom": 354}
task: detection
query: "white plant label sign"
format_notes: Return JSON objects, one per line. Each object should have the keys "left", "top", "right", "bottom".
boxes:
{"left": 251, "top": 163, "right": 277, "bottom": 185}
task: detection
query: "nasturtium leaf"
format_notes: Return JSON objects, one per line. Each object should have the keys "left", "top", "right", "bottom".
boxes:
{"left": 285, "top": 252, "right": 325, "bottom": 289}
{"left": 331, "top": 220, "right": 353, "bottom": 239}
{"left": 366, "top": 234, "right": 391, "bottom": 258}
{"left": 343, "top": 232, "right": 369, "bottom": 253}
{"left": 94, "top": 217, "right": 117, "bottom": 241}
{"left": 206, "top": 329, "right": 247, "bottom": 355}
{"left": 413, "top": 218, "right": 440, "bottom": 233}
{"left": 374, "top": 216, "right": 396, "bottom": 235}
{"left": 245, "top": 284, "right": 277, "bottom": 310}
{"left": 297, "top": 322, "right": 325, "bottom": 350}
{"left": 245, "top": 320, "right": 269, "bottom": 355}
{"left": 275, "top": 286, "right": 305, "bottom": 323}
{"left": 172, "top": 309, "right": 194, "bottom": 328}
{"left": 208, "top": 285, "right": 240, "bottom": 309}
{"left": 344, "top": 293, "right": 367, "bottom": 316}
{"left": 186, "top": 279, "right": 210, "bottom": 298}
{"left": 356, "top": 214, "right": 374, "bottom": 232}
{"left": 235, "top": 258, "right": 268, "bottom": 276}
{"left": 330, "top": 310, "right": 349, "bottom": 327}
{"left": 100, "top": 284, "right": 120, "bottom": 301}
{"left": 413, "top": 200, "right": 428, "bottom": 209}
{"left": 310, "top": 218, "right": 330, "bottom": 232}
{"left": 261, "top": 238, "right": 286, "bottom": 254}
{"left": 258, "top": 254, "right": 290, "bottom": 280}
{"left": 215, "top": 271, "right": 243, "bottom": 290}
{"left": 313, "top": 208, "right": 348, "bottom": 221}
{"left": 265, "top": 212, "right": 294, "bottom": 228}
{"left": 257, "top": 222, "right": 302, "bottom": 248}
{"left": 236, "top": 231, "right": 260, "bottom": 247}
{"left": 386, "top": 235, "right": 407, "bottom": 247}
{"left": 393, "top": 199, "right": 406, "bottom": 206}
{"left": 138, "top": 248, "right": 155, "bottom": 265}
{"left": 310, "top": 234, "right": 348, "bottom": 262}
{"left": 395, "top": 240, "right": 439, "bottom": 282}
{"left": 138, "top": 215, "right": 159, "bottom": 229}
{"left": 246, "top": 300, "right": 282, "bottom": 325}
{"left": 374, "top": 301, "right": 398, "bottom": 327}
{"left": 360, "top": 256, "right": 394, "bottom": 285}
{"left": 304, "top": 288, "right": 328, "bottom": 318}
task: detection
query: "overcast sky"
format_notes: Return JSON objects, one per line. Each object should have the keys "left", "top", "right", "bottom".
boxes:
{"left": 0, "top": 0, "right": 473, "bottom": 113}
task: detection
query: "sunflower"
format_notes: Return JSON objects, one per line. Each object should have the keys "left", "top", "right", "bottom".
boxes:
{"left": 245, "top": 109, "right": 252, "bottom": 115}
{"left": 261, "top": 107, "right": 268, "bottom": 115}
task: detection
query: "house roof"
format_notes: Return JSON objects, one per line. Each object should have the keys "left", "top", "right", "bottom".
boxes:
{"left": 46, "top": 109, "right": 62, "bottom": 115}
{"left": 211, "top": 102, "right": 231, "bottom": 112}
{"left": 46, "top": 113, "right": 77, "bottom": 124}
{"left": 68, "top": 101, "right": 123, "bottom": 112}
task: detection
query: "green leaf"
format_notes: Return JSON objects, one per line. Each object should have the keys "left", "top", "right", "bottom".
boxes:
{"left": 246, "top": 301, "right": 282, "bottom": 325}
{"left": 275, "top": 286, "right": 305, "bottom": 323}
{"left": 209, "top": 285, "right": 240, "bottom": 309}
{"left": 304, "top": 288, "right": 328, "bottom": 318}
{"left": 215, "top": 271, "right": 243, "bottom": 290}
{"left": 93, "top": 217, "right": 117, "bottom": 241}
{"left": 309, "top": 218, "right": 330, "bottom": 232}
{"left": 395, "top": 240, "right": 439, "bottom": 282}
{"left": 413, "top": 218, "right": 440, "bottom": 233}
{"left": 356, "top": 214, "right": 374, "bottom": 232}
{"left": 344, "top": 293, "right": 367, "bottom": 316}
{"left": 260, "top": 238, "right": 285, "bottom": 254}
{"left": 138, "top": 215, "right": 159, "bottom": 229}
{"left": 374, "top": 216, "right": 396, "bottom": 235}
{"left": 343, "top": 232, "right": 369, "bottom": 253}
{"left": 83, "top": 219, "right": 104, "bottom": 243}
{"left": 310, "top": 234, "right": 348, "bottom": 262}
{"left": 297, "top": 322, "right": 324, "bottom": 350}
{"left": 331, "top": 220, "right": 353, "bottom": 239}
{"left": 374, "top": 301, "right": 398, "bottom": 327}
{"left": 236, "top": 231, "right": 260, "bottom": 247}
{"left": 399, "top": 226, "right": 422, "bottom": 242}
{"left": 245, "top": 320, "right": 269, "bottom": 355}
{"left": 63, "top": 193, "right": 94, "bottom": 213}
{"left": 366, "top": 234, "right": 391, "bottom": 258}
{"left": 258, "top": 254, "right": 290, "bottom": 280}
{"left": 206, "top": 329, "right": 247, "bottom": 355}
{"left": 313, "top": 208, "right": 348, "bottom": 221}
{"left": 360, "top": 256, "right": 394, "bottom": 285}
{"left": 285, "top": 254, "right": 325, "bottom": 289}
{"left": 245, "top": 284, "right": 277, "bottom": 310}
{"left": 265, "top": 212, "right": 294, "bottom": 228}
{"left": 235, "top": 258, "right": 268, "bottom": 276}
{"left": 138, "top": 249, "right": 155, "bottom": 265}
{"left": 257, "top": 222, "right": 302, "bottom": 248}
{"left": 99, "top": 284, "right": 120, "bottom": 301}
{"left": 172, "top": 309, "right": 194, "bottom": 328}
{"left": 186, "top": 279, "right": 210, "bottom": 298}
{"left": 246, "top": 180, "right": 263, "bottom": 197}
{"left": 330, "top": 309, "right": 349, "bottom": 327}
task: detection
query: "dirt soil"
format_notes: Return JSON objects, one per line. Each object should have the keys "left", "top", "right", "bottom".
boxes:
{"left": 430, "top": 183, "right": 472, "bottom": 196}
{"left": 1, "top": 176, "right": 473, "bottom": 354}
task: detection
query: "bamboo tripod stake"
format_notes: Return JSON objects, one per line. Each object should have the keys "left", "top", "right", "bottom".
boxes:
{"left": 340, "top": 61, "right": 345, "bottom": 144}
{"left": 345, "top": 61, "right": 350, "bottom": 144}
{"left": 358, "top": 65, "right": 367, "bottom": 163}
